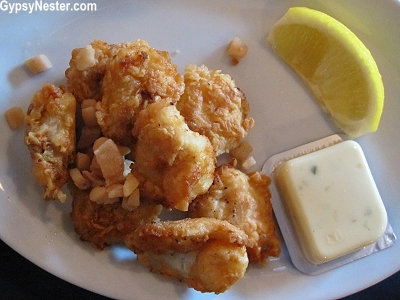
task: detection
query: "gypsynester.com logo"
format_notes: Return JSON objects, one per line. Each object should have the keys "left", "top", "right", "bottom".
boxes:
{"left": 0, "top": 0, "right": 97, "bottom": 13}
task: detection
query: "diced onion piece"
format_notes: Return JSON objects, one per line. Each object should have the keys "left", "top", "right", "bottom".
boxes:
{"left": 81, "top": 99, "right": 97, "bottom": 109}
{"left": 89, "top": 186, "right": 119, "bottom": 204}
{"left": 89, "top": 186, "right": 107, "bottom": 202}
{"left": 227, "top": 37, "right": 248, "bottom": 65}
{"left": 93, "top": 137, "right": 109, "bottom": 152}
{"left": 76, "top": 45, "right": 96, "bottom": 71}
{"left": 122, "top": 189, "right": 140, "bottom": 211}
{"left": 56, "top": 191, "right": 67, "bottom": 203}
{"left": 123, "top": 173, "right": 140, "bottom": 197}
{"left": 69, "top": 168, "right": 90, "bottom": 190}
{"left": 25, "top": 54, "right": 52, "bottom": 73}
{"left": 4, "top": 106, "right": 25, "bottom": 130}
{"left": 81, "top": 106, "right": 98, "bottom": 127}
{"left": 94, "top": 138, "right": 125, "bottom": 186}
{"left": 89, "top": 156, "right": 102, "bottom": 177}
{"left": 241, "top": 156, "right": 256, "bottom": 170}
{"left": 75, "top": 152, "right": 91, "bottom": 171}
{"left": 230, "top": 141, "right": 253, "bottom": 162}
{"left": 107, "top": 183, "right": 124, "bottom": 198}
{"left": 82, "top": 170, "right": 104, "bottom": 188}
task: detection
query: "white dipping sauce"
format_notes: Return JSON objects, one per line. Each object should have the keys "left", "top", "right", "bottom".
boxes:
{"left": 275, "top": 140, "right": 387, "bottom": 265}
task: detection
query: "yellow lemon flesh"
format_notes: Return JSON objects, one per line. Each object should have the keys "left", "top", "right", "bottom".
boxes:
{"left": 267, "top": 7, "right": 384, "bottom": 138}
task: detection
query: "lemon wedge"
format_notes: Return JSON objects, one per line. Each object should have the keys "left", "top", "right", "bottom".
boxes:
{"left": 267, "top": 7, "right": 384, "bottom": 138}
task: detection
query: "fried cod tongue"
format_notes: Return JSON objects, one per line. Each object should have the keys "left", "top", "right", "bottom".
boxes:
{"left": 125, "top": 217, "right": 249, "bottom": 294}
{"left": 24, "top": 84, "right": 76, "bottom": 202}
{"left": 132, "top": 100, "right": 216, "bottom": 211}
{"left": 189, "top": 164, "right": 281, "bottom": 264}
{"left": 95, "top": 40, "right": 184, "bottom": 146}
{"left": 69, "top": 183, "right": 163, "bottom": 249}
{"left": 176, "top": 64, "right": 254, "bottom": 156}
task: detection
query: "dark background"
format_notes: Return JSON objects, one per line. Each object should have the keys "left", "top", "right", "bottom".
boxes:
{"left": 1, "top": 239, "right": 399, "bottom": 300}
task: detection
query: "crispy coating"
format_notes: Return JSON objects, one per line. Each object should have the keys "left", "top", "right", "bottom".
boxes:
{"left": 189, "top": 164, "right": 280, "bottom": 264}
{"left": 125, "top": 217, "right": 248, "bottom": 253}
{"left": 132, "top": 100, "right": 216, "bottom": 211}
{"left": 25, "top": 40, "right": 270, "bottom": 293}
{"left": 176, "top": 64, "right": 254, "bottom": 155}
{"left": 96, "top": 40, "right": 184, "bottom": 146}
{"left": 24, "top": 84, "right": 76, "bottom": 202}
{"left": 69, "top": 184, "right": 162, "bottom": 249}
{"left": 65, "top": 39, "right": 121, "bottom": 102}
{"left": 125, "top": 217, "right": 249, "bottom": 294}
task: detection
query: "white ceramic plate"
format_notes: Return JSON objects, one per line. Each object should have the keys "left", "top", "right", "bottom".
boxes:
{"left": 1, "top": 0, "right": 400, "bottom": 299}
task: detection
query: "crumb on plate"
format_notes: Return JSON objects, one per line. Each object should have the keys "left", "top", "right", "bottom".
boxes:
{"left": 227, "top": 37, "right": 248, "bottom": 65}
{"left": 25, "top": 54, "right": 52, "bottom": 74}
{"left": 4, "top": 106, "right": 25, "bottom": 130}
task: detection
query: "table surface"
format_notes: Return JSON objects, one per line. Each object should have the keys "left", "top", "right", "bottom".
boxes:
{"left": 1, "top": 239, "right": 399, "bottom": 299}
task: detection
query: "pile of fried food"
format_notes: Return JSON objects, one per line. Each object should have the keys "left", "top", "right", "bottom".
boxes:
{"left": 23, "top": 39, "right": 280, "bottom": 294}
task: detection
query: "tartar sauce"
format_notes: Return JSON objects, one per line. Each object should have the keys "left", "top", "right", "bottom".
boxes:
{"left": 275, "top": 140, "right": 387, "bottom": 265}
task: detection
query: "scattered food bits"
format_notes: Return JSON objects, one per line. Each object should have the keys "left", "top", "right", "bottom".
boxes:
{"left": 81, "top": 98, "right": 97, "bottom": 109}
{"left": 89, "top": 185, "right": 119, "bottom": 204}
{"left": 56, "top": 191, "right": 67, "bottom": 203}
{"left": 92, "top": 136, "right": 109, "bottom": 151}
{"left": 93, "top": 138, "right": 125, "bottom": 186}
{"left": 24, "top": 54, "right": 52, "bottom": 74}
{"left": 230, "top": 141, "right": 253, "bottom": 162}
{"left": 88, "top": 186, "right": 106, "bottom": 203}
{"left": 4, "top": 106, "right": 25, "bottom": 130}
{"left": 81, "top": 105, "right": 98, "bottom": 127}
{"left": 241, "top": 156, "right": 256, "bottom": 170}
{"left": 227, "top": 37, "right": 248, "bottom": 65}
{"left": 69, "top": 168, "right": 90, "bottom": 190}
{"left": 75, "top": 45, "right": 96, "bottom": 71}
{"left": 122, "top": 189, "right": 140, "bottom": 211}
{"left": 123, "top": 173, "right": 140, "bottom": 197}
{"left": 81, "top": 170, "right": 103, "bottom": 188}
{"left": 107, "top": 183, "right": 124, "bottom": 198}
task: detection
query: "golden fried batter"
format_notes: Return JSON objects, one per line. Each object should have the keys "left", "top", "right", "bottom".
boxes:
{"left": 95, "top": 40, "right": 184, "bottom": 146}
{"left": 124, "top": 217, "right": 249, "bottom": 294}
{"left": 189, "top": 163, "right": 280, "bottom": 264}
{"left": 69, "top": 184, "right": 162, "bottom": 249}
{"left": 24, "top": 84, "right": 76, "bottom": 202}
{"left": 132, "top": 100, "right": 216, "bottom": 211}
{"left": 23, "top": 39, "right": 273, "bottom": 294}
{"left": 176, "top": 64, "right": 254, "bottom": 155}
{"left": 65, "top": 39, "right": 121, "bottom": 102}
